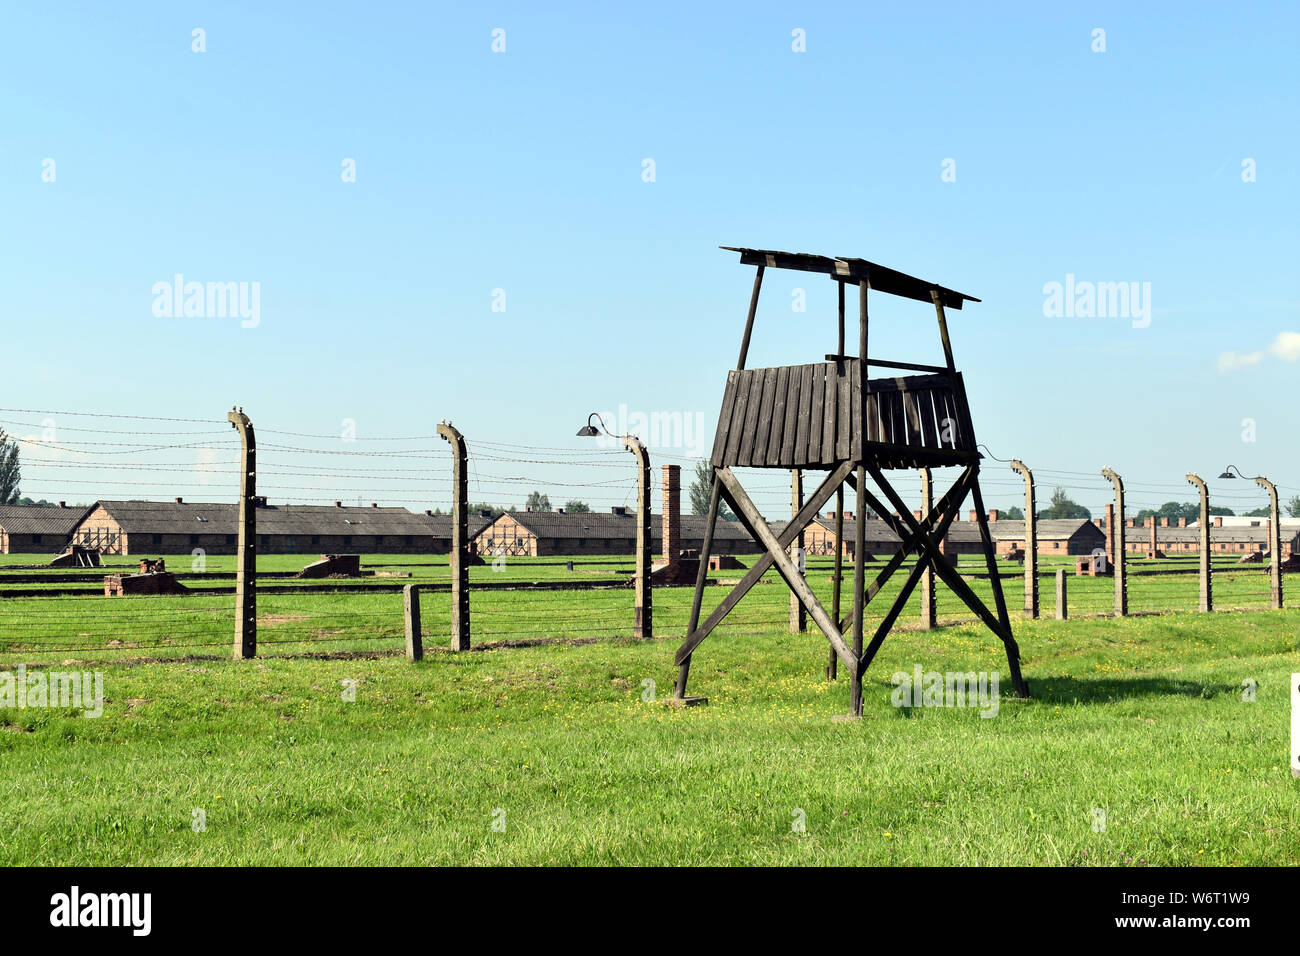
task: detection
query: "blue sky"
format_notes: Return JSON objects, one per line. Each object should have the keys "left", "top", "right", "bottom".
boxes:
{"left": 1, "top": 1, "right": 1297, "bottom": 518}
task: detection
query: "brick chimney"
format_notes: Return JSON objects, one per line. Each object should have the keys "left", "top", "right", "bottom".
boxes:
{"left": 988, "top": 509, "right": 999, "bottom": 521}
{"left": 1214, "top": 516, "right": 1223, "bottom": 527}
{"left": 913, "top": 509, "right": 922, "bottom": 521}
{"left": 969, "top": 509, "right": 979, "bottom": 521}
{"left": 825, "top": 511, "right": 835, "bottom": 520}
{"left": 1127, "top": 518, "right": 1135, "bottom": 528}
{"left": 1178, "top": 517, "right": 1187, "bottom": 527}
{"left": 843, "top": 512, "right": 853, "bottom": 521}
{"left": 662, "top": 464, "right": 681, "bottom": 563}
{"left": 58, "top": 501, "right": 66, "bottom": 508}
{"left": 1105, "top": 503, "right": 1114, "bottom": 562}
{"left": 175, "top": 496, "right": 183, "bottom": 504}
{"left": 334, "top": 501, "right": 342, "bottom": 508}
{"left": 1160, "top": 517, "right": 1170, "bottom": 527}
{"left": 371, "top": 502, "right": 378, "bottom": 508}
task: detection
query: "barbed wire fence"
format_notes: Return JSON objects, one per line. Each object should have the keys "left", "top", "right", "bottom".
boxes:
{"left": 0, "top": 406, "right": 1294, "bottom": 665}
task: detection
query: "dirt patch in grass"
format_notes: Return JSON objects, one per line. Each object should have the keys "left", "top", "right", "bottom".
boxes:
{"left": 259, "top": 614, "right": 309, "bottom": 626}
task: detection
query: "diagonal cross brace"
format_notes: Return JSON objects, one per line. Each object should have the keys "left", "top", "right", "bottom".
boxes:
{"left": 857, "top": 462, "right": 1013, "bottom": 643}
{"left": 715, "top": 467, "right": 859, "bottom": 676}
{"left": 837, "top": 465, "right": 976, "bottom": 634}
{"left": 851, "top": 464, "right": 1029, "bottom": 698}
{"left": 674, "top": 459, "right": 856, "bottom": 666}
{"left": 858, "top": 476, "right": 970, "bottom": 671}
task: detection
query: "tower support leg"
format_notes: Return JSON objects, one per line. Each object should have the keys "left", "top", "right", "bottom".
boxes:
{"left": 969, "top": 472, "right": 1029, "bottom": 699}
{"left": 675, "top": 474, "right": 721, "bottom": 700}
{"left": 850, "top": 465, "right": 867, "bottom": 717}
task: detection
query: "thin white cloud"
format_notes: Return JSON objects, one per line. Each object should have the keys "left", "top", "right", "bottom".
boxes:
{"left": 1217, "top": 331, "right": 1300, "bottom": 374}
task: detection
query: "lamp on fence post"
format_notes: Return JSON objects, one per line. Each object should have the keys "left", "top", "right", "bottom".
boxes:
{"left": 1220, "top": 465, "right": 1283, "bottom": 609}
{"left": 578, "top": 413, "right": 651, "bottom": 638}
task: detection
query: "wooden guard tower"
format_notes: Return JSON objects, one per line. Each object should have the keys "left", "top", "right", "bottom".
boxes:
{"left": 673, "top": 247, "right": 1030, "bottom": 715}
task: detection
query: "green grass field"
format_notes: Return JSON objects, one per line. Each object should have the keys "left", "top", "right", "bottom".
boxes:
{"left": 0, "top": 550, "right": 1297, "bottom": 865}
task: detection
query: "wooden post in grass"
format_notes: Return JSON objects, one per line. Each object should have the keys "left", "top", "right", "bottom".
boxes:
{"left": 403, "top": 583, "right": 424, "bottom": 660}
{"left": 437, "top": 422, "right": 471, "bottom": 651}
{"left": 1101, "top": 468, "right": 1127, "bottom": 616}
{"left": 227, "top": 407, "right": 257, "bottom": 659}
{"left": 1291, "top": 673, "right": 1299, "bottom": 778}
{"left": 919, "top": 468, "right": 936, "bottom": 629}
{"left": 1010, "top": 459, "right": 1038, "bottom": 618}
{"left": 790, "top": 469, "right": 806, "bottom": 633}
{"left": 1186, "top": 473, "right": 1212, "bottom": 612}
{"left": 1055, "top": 568, "right": 1067, "bottom": 620}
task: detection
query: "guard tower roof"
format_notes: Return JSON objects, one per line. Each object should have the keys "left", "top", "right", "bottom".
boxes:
{"left": 720, "top": 246, "right": 979, "bottom": 310}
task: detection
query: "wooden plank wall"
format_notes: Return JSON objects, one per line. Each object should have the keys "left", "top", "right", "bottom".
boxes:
{"left": 711, "top": 361, "right": 976, "bottom": 470}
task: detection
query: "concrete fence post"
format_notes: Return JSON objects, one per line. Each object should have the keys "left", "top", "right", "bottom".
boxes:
{"left": 227, "top": 407, "right": 256, "bottom": 660}
{"left": 437, "top": 422, "right": 470, "bottom": 651}
{"left": 1101, "top": 468, "right": 1127, "bottom": 616}
{"left": 1009, "top": 459, "right": 1038, "bottom": 619}
{"left": 625, "top": 436, "right": 652, "bottom": 638}
{"left": 404, "top": 583, "right": 424, "bottom": 660}
{"left": 1186, "top": 473, "right": 1212, "bottom": 612}
{"left": 789, "top": 468, "right": 807, "bottom": 633}
{"left": 919, "top": 468, "right": 936, "bottom": 629}
{"left": 1055, "top": 568, "right": 1067, "bottom": 620}
{"left": 1257, "top": 476, "right": 1283, "bottom": 610}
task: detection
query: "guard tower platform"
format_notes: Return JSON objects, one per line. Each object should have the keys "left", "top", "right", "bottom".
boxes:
{"left": 712, "top": 362, "right": 978, "bottom": 471}
{"left": 673, "top": 246, "right": 1029, "bottom": 716}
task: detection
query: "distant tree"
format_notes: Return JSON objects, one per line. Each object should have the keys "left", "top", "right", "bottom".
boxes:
{"left": 999, "top": 505, "right": 1024, "bottom": 520}
{"left": 1242, "top": 506, "right": 1271, "bottom": 518}
{"left": 467, "top": 501, "right": 507, "bottom": 517}
{"left": 16, "top": 497, "right": 55, "bottom": 507}
{"left": 0, "top": 430, "right": 19, "bottom": 505}
{"left": 525, "top": 491, "right": 552, "bottom": 512}
{"left": 1134, "top": 500, "right": 1236, "bottom": 523}
{"left": 563, "top": 500, "right": 591, "bottom": 513}
{"left": 688, "top": 460, "right": 735, "bottom": 522}
{"left": 1288, "top": 495, "right": 1300, "bottom": 518}
{"left": 1135, "top": 501, "right": 1198, "bottom": 524}
{"left": 1037, "top": 486, "right": 1091, "bottom": 520}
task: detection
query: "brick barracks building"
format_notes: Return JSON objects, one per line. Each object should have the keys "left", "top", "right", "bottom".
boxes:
{"left": 68, "top": 498, "right": 491, "bottom": 555}
{"left": 0, "top": 503, "right": 88, "bottom": 554}
{"left": 805, "top": 509, "right": 1107, "bottom": 558}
